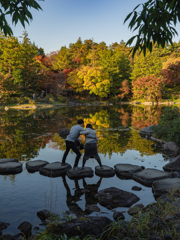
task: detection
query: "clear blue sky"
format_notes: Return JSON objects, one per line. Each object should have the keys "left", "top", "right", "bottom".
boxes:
{"left": 8, "top": 0, "right": 180, "bottom": 54}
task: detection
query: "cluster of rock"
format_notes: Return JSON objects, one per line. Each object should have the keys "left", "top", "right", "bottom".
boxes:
{"left": 0, "top": 210, "right": 51, "bottom": 240}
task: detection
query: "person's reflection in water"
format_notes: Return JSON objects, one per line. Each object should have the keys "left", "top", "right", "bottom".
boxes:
{"left": 83, "top": 177, "right": 102, "bottom": 210}
{"left": 62, "top": 175, "right": 85, "bottom": 217}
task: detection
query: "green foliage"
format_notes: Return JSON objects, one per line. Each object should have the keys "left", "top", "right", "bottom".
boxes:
{"left": 153, "top": 107, "right": 180, "bottom": 145}
{"left": 124, "top": 0, "right": 180, "bottom": 57}
{"left": 0, "top": 0, "right": 43, "bottom": 36}
{"left": 131, "top": 48, "right": 163, "bottom": 81}
{"left": 0, "top": 31, "right": 42, "bottom": 95}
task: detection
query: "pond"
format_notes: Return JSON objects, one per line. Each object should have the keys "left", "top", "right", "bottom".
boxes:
{"left": 0, "top": 104, "right": 171, "bottom": 236}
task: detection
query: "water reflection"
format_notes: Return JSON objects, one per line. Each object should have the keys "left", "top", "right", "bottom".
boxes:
{"left": 62, "top": 175, "right": 102, "bottom": 217}
{"left": 0, "top": 105, "right": 171, "bottom": 235}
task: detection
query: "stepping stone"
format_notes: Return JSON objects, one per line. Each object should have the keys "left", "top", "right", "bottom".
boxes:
{"left": 26, "top": 160, "right": 49, "bottom": 173}
{"left": 67, "top": 167, "right": 93, "bottom": 180}
{"left": 94, "top": 187, "right": 140, "bottom": 209}
{"left": 114, "top": 164, "right": 145, "bottom": 179}
{"left": 0, "top": 162, "right": 22, "bottom": 174}
{"left": 152, "top": 178, "right": 180, "bottom": 198}
{"left": 0, "top": 158, "right": 19, "bottom": 164}
{"left": 133, "top": 168, "right": 173, "bottom": 187}
{"left": 39, "top": 162, "right": 71, "bottom": 177}
{"left": 95, "top": 165, "right": 115, "bottom": 178}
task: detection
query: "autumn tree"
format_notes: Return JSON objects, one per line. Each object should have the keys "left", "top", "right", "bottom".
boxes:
{"left": 132, "top": 75, "right": 165, "bottom": 101}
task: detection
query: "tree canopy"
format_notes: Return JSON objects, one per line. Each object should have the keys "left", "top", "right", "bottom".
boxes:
{"left": 124, "top": 0, "right": 180, "bottom": 57}
{"left": 0, "top": 0, "right": 43, "bottom": 36}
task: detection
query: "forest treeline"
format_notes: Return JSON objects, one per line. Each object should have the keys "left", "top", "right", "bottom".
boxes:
{"left": 1, "top": 31, "right": 180, "bottom": 103}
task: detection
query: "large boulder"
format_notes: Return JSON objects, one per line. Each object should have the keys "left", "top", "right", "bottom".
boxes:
{"left": 114, "top": 164, "right": 145, "bottom": 179}
{"left": 0, "top": 158, "right": 19, "bottom": 164}
{"left": 95, "top": 165, "right": 115, "bottom": 178}
{"left": 39, "top": 162, "right": 71, "bottom": 177}
{"left": 48, "top": 216, "right": 112, "bottom": 239}
{"left": 163, "top": 155, "right": 180, "bottom": 171}
{"left": 67, "top": 167, "right": 93, "bottom": 180}
{"left": 152, "top": 178, "right": 180, "bottom": 198}
{"left": 26, "top": 160, "right": 49, "bottom": 173}
{"left": 59, "top": 128, "right": 69, "bottom": 139}
{"left": 133, "top": 168, "right": 173, "bottom": 186}
{"left": 94, "top": 187, "right": 140, "bottom": 209}
{"left": 0, "top": 162, "right": 22, "bottom": 174}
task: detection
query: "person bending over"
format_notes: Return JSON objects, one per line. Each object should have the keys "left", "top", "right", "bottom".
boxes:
{"left": 80, "top": 124, "right": 103, "bottom": 168}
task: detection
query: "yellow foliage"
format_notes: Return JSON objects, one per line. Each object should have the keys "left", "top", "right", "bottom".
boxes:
{"left": 162, "top": 57, "right": 180, "bottom": 69}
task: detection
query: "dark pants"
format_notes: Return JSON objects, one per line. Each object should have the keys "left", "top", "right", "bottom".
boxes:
{"left": 62, "top": 140, "right": 81, "bottom": 168}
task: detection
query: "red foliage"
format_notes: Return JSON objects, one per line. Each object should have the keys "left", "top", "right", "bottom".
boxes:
{"left": 132, "top": 75, "right": 165, "bottom": 100}
{"left": 161, "top": 61, "right": 180, "bottom": 86}
{"left": 63, "top": 68, "right": 74, "bottom": 79}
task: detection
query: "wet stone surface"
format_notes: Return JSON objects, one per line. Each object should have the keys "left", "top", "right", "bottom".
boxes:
{"left": 133, "top": 168, "right": 173, "bottom": 187}
{"left": 94, "top": 187, "right": 140, "bottom": 209}
{"left": 152, "top": 178, "right": 180, "bottom": 198}
{"left": 67, "top": 167, "right": 94, "bottom": 180}
{"left": 39, "top": 162, "right": 72, "bottom": 177}
{"left": 95, "top": 165, "right": 115, "bottom": 178}
{"left": 114, "top": 163, "right": 145, "bottom": 179}
{"left": 0, "top": 162, "right": 22, "bottom": 175}
{"left": 26, "top": 160, "right": 49, "bottom": 173}
{"left": 0, "top": 158, "right": 19, "bottom": 164}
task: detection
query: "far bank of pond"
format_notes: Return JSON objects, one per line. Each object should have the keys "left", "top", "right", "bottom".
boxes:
{"left": 0, "top": 104, "right": 176, "bottom": 236}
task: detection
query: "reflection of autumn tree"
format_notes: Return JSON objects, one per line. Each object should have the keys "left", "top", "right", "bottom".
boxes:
{"left": 0, "top": 108, "right": 69, "bottom": 160}
{"left": 127, "top": 131, "right": 158, "bottom": 157}
{"left": 131, "top": 106, "right": 161, "bottom": 129}
{"left": 118, "top": 108, "right": 130, "bottom": 127}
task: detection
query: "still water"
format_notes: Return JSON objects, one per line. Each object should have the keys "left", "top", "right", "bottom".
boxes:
{"left": 0, "top": 104, "right": 170, "bottom": 235}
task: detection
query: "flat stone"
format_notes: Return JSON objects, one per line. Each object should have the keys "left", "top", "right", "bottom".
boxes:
{"left": 95, "top": 165, "right": 115, "bottom": 178}
{"left": 39, "top": 162, "right": 71, "bottom": 177}
{"left": 0, "top": 158, "right": 19, "bottom": 164}
{"left": 133, "top": 168, "right": 173, "bottom": 186}
{"left": 26, "top": 160, "right": 49, "bottom": 172}
{"left": 0, "top": 162, "right": 22, "bottom": 174}
{"left": 152, "top": 178, "right": 180, "bottom": 198}
{"left": 114, "top": 164, "right": 145, "bottom": 179}
{"left": 163, "top": 155, "right": 180, "bottom": 171}
{"left": 94, "top": 187, "right": 140, "bottom": 208}
{"left": 67, "top": 167, "right": 93, "bottom": 180}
